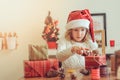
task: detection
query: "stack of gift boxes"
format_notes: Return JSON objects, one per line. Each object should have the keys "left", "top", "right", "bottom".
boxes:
{"left": 24, "top": 59, "right": 59, "bottom": 78}
{"left": 23, "top": 45, "right": 59, "bottom": 78}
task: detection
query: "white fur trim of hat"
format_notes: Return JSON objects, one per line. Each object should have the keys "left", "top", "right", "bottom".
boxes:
{"left": 66, "top": 19, "right": 90, "bottom": 30}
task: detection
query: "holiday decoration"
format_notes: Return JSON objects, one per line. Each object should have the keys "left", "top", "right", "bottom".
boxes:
{"left": 24, "top": 59, "right": 59, "bottom": 78}
{"left": 91, "top": 67, "right": 100, "bottom": 80}
{"left": 110, "top": 40, "right": 115, "bottom": 47}
{"left": 28, "top": 44, "right": 48, "bottom": 61}
{"left": 100, "top": 65, "right": 109, "bottom": 77}
{"left": 85, "top": 55, "right": 106, "bottom": 70}
{"left": 42, "top": 11, "right": 59, "bottom": 49}
{"left": 66, "top": 9, "right": 95, "bottom": 42}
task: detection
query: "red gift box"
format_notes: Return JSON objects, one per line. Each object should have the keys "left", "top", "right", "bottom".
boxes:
{"left": 85, "top": 55, "right": 106, "bottom": 70}
{"left": 24, "top": 59, "right": 59, "bottom": 78}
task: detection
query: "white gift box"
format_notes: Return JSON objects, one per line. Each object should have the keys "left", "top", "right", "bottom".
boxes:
{"left": 6, "top": 37, "right": 16, "bottom": 50}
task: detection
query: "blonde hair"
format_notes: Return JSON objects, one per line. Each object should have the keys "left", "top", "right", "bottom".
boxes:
{"left": 65, "top": 28, "right": 89, "bottom": 42}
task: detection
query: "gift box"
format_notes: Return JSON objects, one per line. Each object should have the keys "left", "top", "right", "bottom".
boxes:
{"left": 24, "top": 59, "right": 59, "bottom": 78}
{"left": 28, "top": 44, "right": 48, "bottom": 61}
{"left": 85, "top": 55, "right": 106, "bottom": 70}
{"left": 110, "top": 55, "right": 115, "bottom": 71}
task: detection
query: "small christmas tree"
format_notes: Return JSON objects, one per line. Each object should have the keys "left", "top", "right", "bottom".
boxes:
{"left": 42, "top": 11, "right": 59, "bottom": 42}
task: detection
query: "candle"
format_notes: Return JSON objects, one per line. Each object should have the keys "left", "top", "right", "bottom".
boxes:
{"left": 91, "top": 67, "right": 100, "bottom": 80}
{"left": 110, "top": 40, "right": 115, "bottom": 47}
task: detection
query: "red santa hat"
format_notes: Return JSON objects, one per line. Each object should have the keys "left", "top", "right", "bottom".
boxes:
{"left": 65, "top": 9, "right": 95, "bottom": 42}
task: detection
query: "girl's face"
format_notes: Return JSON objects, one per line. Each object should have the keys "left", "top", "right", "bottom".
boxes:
{"left": 71, "top": 27, "right": 87, "bottom": 42}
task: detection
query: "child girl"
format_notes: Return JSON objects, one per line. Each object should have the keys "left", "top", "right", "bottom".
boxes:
{"left": 56, "top": 9, "right": 99, "bottom": 75}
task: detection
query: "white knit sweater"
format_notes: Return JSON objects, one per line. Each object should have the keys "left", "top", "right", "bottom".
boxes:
{"left": 56, "top": 36, "right": 98, "bottom": 69}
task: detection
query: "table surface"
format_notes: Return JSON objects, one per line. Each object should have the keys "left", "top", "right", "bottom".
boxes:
{"left": 19, "top": 72, "right": 117, "bottom": 80}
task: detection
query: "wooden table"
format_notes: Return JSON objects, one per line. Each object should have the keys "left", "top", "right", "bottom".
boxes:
{"left": 19, "top": 72, "right": 117, "bottom": 80}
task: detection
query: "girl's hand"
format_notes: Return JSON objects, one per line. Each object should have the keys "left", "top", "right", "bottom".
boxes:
{"left": 71, "top": 46, "right": 81, "bottom": 54}
{"left": 71, "top": 46, "right": 89, "bottom": 55}
{"left": 92, "top": 50, "right": 99, "bottom": 56}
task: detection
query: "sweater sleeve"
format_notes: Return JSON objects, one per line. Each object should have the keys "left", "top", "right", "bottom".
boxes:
{"left": 56, "top": 38, "right": 74, "bottom": 62}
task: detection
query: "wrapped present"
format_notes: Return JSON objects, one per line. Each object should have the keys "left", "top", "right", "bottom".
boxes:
{"left": 85, "top": 55, "right": 106, "bottom": 70}
{"left": 28, "top": 44, "right": 48, "bottom": 61}
{"left": 110, "top": 55, "right": 115, "bottom": 71}
{"left": 24, "top": 59, "right": 59, "bottom": 78}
